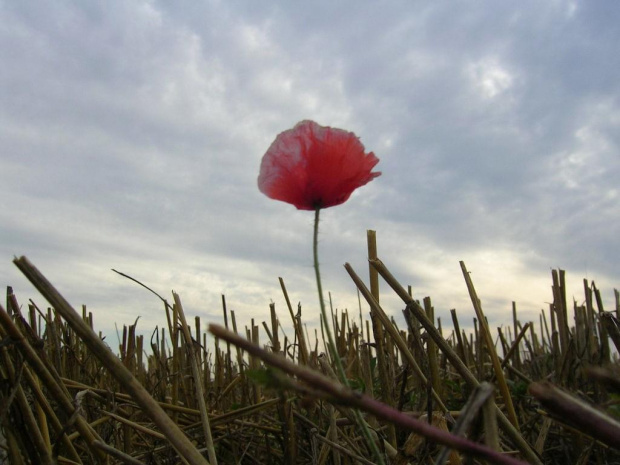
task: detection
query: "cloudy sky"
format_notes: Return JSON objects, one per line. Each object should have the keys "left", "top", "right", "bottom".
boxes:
{"left": 2, "top": 1, "right": 618, "bottom": 344}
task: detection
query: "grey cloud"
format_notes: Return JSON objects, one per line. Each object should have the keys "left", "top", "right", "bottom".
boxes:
{"left": 1, "top": 1, "right": 618, "bottom": 335}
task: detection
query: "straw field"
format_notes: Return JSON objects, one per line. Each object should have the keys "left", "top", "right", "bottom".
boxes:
{"left": 1, "top": 238, "right": 619, "bottom": 464}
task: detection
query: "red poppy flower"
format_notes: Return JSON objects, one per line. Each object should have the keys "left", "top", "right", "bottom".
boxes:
{"left": 258, "top": 120, "right": 381, "bottom": 210}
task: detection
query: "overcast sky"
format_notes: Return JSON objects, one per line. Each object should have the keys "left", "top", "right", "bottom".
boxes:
{"left": 2, "top": 1, "right": 618, "bottom": 344}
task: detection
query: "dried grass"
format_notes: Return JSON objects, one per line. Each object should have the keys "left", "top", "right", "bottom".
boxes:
{"left": 1, "top": 235, "right": 619, "bottom": 464}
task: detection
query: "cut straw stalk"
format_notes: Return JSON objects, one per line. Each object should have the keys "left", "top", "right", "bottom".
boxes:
{"left": 366, "top": 229, "right": 397, "bottom": 447}
{"left": 600, "top": 312, "right": 620, "bottom": 354}
{"left": 368, "top": 258, "right": 543, "bottom": 465}
{"left": 434, "top": 382, "right": 494, "bottom": 465}
{"left": 173, "top": 292, "right": 218, "bottom": 465}
{"left": 460, "top": 261, "right": 519, "bottom": 430}
{"left": 424, "top": 296, "right": 442, "bottom": 399}
{"left": 0, "top": 327, "right": 54, "bottom": 465}
{"left": 279, "top": 277, "right": 309, "bottom": 365}
{"left": 22, "top": 365, "right": 83, "bottom": 463}
{"left": 13, "top": 256, "right": 210, "bottom": 465}
{"left": 208, "top": 323, "right": 528, "bottom": 465}
{"left": 312, "top": 430, "right": 376, "bottom": 465}
{"left": 91, "top": 441, "right": 144, "bottom": 465}
{"left": 344, "top": 263, "right": 449, "bottom": 412}
{"left": 0, "top": 302, "right": 105, "bottom": 463}
{"left": 500, "top": 322, "right": 531, "bottom": 370}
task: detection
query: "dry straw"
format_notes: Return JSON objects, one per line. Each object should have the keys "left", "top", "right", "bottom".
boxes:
{"left": 1, "top": 236, "right": 619, "bottom": 464}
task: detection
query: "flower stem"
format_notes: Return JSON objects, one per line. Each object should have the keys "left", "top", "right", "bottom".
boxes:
{"left": 313, "top": 208, "right": 386, "bottom": 465}
{"left": 313, "top": 208, "right": 340, "bottom": 371}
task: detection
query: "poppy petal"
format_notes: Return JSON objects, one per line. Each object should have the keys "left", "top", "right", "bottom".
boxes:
{"left": 258, "top": 120, "right": 380, "bottom": 210}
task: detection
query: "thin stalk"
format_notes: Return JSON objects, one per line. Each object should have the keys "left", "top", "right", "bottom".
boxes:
{"left": 369, "top": 257, "right": 543, "bottom": 465}
{"left": 313, "top": 208, "right": 339, "bottom": 370}
{"left": 209, "top": 323, "right": 529, "bottom": 465}
{"left": 173, "top": 292, "right": 218, "bottom": 465}
{"left": 313, "top": 208, "right": 385, "bottom": 465}
{"left": 13, "top": 256, "right": 210, "bottom": 465}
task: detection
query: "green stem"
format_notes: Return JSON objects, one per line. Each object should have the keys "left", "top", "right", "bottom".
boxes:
{"left": 313, "top": 208, "right": 386, "bottom": 465}
{"left": 313, "top": 208, "right": 340, "bottom": 371}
